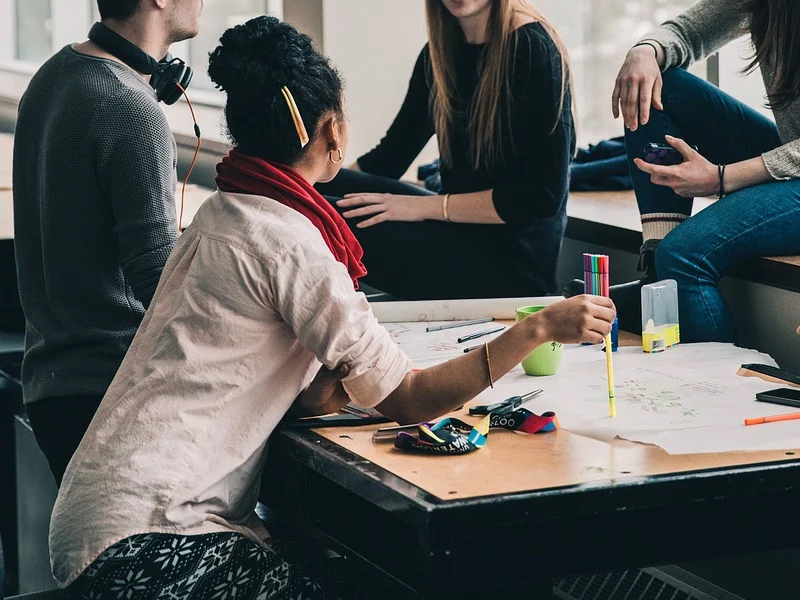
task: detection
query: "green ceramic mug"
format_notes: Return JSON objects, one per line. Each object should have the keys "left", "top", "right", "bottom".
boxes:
{"left": 516, "top": 305, "right": 563, "bottom": 376}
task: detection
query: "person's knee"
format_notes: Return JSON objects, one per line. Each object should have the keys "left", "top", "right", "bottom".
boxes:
{"left": 657, "top": 226, "right": 721, "bottom": 286}
{"left": 660, "top": 67, "right": 703, "bottom": 99}
{"left": 654, "top": 238, "right": 677, "bottom": 280}
{"left": 655, "top": 230, "right": 701, "bottom": 281}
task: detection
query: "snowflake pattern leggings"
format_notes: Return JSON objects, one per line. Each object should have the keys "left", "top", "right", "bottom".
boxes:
{"left": 70, "top": 532, "right": 335, "bottom": 600}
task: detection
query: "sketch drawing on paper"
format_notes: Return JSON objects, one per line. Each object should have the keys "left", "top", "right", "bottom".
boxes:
{"left": 383, "top": 321, "right": 504, "bottom": 367}
{"left": 583, "top": 379, "right": 700, "bottom": 418}
{"left": 385, "top": 323, "right": 412, "bottom": 337}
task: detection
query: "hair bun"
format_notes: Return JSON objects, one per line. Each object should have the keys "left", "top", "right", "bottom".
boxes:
{"left": 208, "top": 16, "right": 315, "bottom": 97}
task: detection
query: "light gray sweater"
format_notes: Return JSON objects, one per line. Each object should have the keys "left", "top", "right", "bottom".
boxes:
{"left": 645, "top": 0, "right": 800, "bottom": 179}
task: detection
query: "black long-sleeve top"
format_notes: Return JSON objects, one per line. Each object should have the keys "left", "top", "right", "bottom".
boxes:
{"left": 358, "top": 22, "right": 575, "bottom": 294}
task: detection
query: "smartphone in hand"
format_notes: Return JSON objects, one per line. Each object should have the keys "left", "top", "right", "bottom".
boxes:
{"left": 640, "top": 142, "right": 699, "bottom": 166}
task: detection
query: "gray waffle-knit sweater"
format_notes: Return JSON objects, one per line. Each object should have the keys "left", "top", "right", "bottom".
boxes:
{"left": 643, "top": 0, "right": 800, "bottom": 179}
{"left": 13, "top": 46, "right": 178, "bottom": 404}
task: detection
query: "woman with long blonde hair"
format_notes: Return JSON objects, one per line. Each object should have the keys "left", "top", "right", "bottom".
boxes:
{"left": 318, "top": 0, "right": 575, "bottom": 300}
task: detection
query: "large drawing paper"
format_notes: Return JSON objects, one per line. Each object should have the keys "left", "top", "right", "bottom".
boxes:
{"left": 381, "top": 313, "right": 800, "bottom": 454}
{"left": 370, "top": 296, "right": 560, "bottom": 323}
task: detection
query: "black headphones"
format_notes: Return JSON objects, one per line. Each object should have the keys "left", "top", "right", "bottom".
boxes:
{"left": 88, "top": 22, "right": 192, "bottom": 105}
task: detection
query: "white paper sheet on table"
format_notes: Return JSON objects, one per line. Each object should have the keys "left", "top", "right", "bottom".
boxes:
{"left": 379, "top": 310, "right": 800, "bottom": 455}
{"left": 384, "top": 321, "right": 508, "bottom": 368}
{"left": 546, "top": 343, "right": 800, "bottom": 454}
{"left": 371, "top": 296, "right": 559, "bottom": 322}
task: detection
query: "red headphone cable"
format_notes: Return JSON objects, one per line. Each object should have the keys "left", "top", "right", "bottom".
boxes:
{"left": 176, "top": 82, "right": 201, "bottom": 233}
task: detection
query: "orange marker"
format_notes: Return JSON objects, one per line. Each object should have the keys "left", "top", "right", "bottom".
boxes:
{"left": 744, "top": 412, "right": 800, "bottom": 426}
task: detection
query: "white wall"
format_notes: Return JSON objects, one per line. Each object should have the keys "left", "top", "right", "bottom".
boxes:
{"left": 321, "top": 0, "right": 438, "bottom": 172}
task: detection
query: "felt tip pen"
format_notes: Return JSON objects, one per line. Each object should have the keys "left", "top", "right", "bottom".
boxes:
{"left": 469, "top": 389, "right": 543, "bottom": 415}
{"left": 744, "top": 411, "right": 800, "bottom": 426}
{"left": 372, "top": 423, "right": 420, "bottom": 441}
{"left": 606, "top": 333, "right": 616, "bottom": 417}
{"left": 340, "top": 405, "right": 372, "bottom": 418}
{"left": 457, "top": 325, "right": 505, "bottom": 344}
{"left": 426, "top": 317, "right": 494, "bottom": 332}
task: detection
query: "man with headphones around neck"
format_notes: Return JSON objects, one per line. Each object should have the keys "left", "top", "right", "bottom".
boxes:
{"left": 13, "top": 0, "right": 203, "bottom": 486}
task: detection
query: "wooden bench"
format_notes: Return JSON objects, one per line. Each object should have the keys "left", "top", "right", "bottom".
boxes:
{"left": 2, "top": 130, "right": 799, "bottom": 293}
{"left": 566, "top": 190, "right": 800, "bottom": 293}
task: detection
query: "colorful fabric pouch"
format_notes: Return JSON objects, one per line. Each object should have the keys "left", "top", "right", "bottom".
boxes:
{"left": 394, "top": 409, "right": 557, "bottom": 455}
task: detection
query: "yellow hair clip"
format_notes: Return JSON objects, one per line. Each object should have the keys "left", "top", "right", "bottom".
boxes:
{"left": 280, "top": 86, "right": 310, "bottom": 148}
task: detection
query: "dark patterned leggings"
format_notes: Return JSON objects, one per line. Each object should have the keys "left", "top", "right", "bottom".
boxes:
{"left": 70, "top": 532, "right": 336, "bottom": 599}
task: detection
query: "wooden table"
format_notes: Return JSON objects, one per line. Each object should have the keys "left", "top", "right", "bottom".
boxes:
{"left": 0, "top": 132, "right": 12, "bottom": 240}
{"left": 0, "top": 132, "right": 12, "bottom": 193}
{"left": 0, "top": 190, "right": 11, "bottom": 241}
{"left": 262, "top": 330, "right": 800, "bottom": 598}
{"left": 567, "top": 190, "right": 800, "bottom": 293}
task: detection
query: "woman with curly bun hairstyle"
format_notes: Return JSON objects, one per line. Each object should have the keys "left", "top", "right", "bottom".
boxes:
{"left": 46, "top": 16, "right": 614, "bottom": 600}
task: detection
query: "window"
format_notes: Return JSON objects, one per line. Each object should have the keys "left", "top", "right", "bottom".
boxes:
{"left": 0, "top": 1, "right": 773, "bottom": 150}
{"left": 15, "top": 0, "right": 52, "bottom": 62}
{"left": 539, "top": 0, "right": 698, "bottom": 145}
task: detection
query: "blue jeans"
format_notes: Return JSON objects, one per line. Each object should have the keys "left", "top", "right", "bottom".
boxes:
{"left": 625, "top": 68, "right": 800, "bottom": 343}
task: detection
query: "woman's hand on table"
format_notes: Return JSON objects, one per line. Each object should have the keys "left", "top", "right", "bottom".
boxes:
{"left": 337, "top": 193, "right": 440, "bottom": 228}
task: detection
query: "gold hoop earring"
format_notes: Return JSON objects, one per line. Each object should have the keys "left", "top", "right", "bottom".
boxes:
{"left": 329, "top": 148, "right": 343, "bottom": 164}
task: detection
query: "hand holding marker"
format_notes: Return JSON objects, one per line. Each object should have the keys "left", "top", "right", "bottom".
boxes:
{"left": 584, "top": 253, "right": 617, "bottom": 417}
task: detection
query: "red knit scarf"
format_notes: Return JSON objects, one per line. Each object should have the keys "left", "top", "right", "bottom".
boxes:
{"left": 216, "top": 149, "right": 366, "bottom": 289}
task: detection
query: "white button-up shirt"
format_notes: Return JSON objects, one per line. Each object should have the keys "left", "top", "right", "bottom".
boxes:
{"left": 50, "top": 190, "right": 412, "bottom": 586}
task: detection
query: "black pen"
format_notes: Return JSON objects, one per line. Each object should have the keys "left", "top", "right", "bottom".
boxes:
{"left": 340, "top": 405, "right": 372, "bottom": 418}
{"left": 457, "top": 325, "right": 505, "bottom": 344}
{"left": 372, "top": 423, "right": 420, "bottom": 441}
{"left": 469, "top": 389, "right": 543, "bottom": 416}
{"left": 426, "top": 317, "right": 494, "bottom": 332}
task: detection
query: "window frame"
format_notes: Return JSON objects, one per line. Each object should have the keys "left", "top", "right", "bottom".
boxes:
{"left": 0, "top": 0, "right": 769, "bottom": 146}
{"left": 0, "top": 0, "right": 284, "bottom": 107}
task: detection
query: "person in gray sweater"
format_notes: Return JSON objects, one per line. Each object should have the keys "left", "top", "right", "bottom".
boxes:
{"left": 13, "top": 0, "right": 202, "bottom": 485}
{"left": 566, "top": 0, "right": 800, "bottom": 343}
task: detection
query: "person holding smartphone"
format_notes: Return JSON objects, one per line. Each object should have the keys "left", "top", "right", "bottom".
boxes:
{"left": 564, "top": 0, "right": 800, "bottom": 343}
